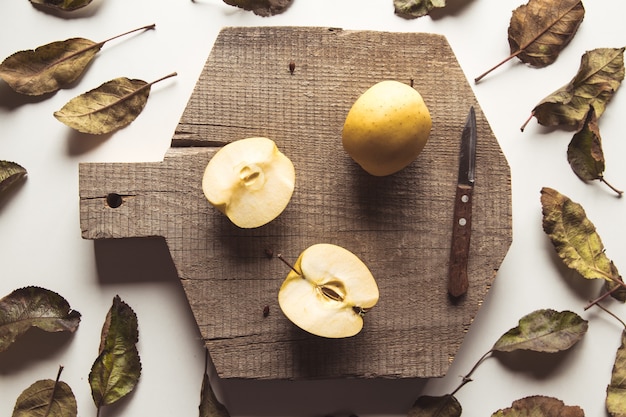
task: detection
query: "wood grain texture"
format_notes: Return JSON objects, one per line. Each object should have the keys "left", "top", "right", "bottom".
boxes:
{"left": 79, "top": 27, "right": 512, "bottom": 380}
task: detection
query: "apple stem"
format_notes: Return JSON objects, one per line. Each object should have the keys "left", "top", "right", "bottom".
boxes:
{"left": 276, "top": 253, "right": 302, "bottom": 276}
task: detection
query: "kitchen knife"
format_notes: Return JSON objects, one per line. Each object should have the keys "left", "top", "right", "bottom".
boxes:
{"left": 448, "top": 106, "right": 477, "bottom": 298}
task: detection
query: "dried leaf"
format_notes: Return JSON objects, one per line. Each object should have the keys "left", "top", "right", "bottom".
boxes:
{"left": 567, "top": 106, "right": 623, "bottom": 195}
{"left": 221, "top": 0, "right": 293, "bottom": 16}
{"left": 29, "top": 0, "right": 93, "bottom": 11}
{"left": 493, "top": 309, "right": 587, "bottom": 353}
{"left": 0, "top": 24, "right": 155, "bottom": 96}
{"left": 491, "top": 395, "right": 584, "bottom": 417}
{"left": 12, "top": 366, "right": 77, "bottom": 417}
{"left": 607, "top": 330, "right": 626, "bottom": 417}
{"left": 199, "top": 373, "right": 230, "bottom": 417}
{"left": 394, "top": 0, "right": 446, "bottom": 19}
{"left": 522, "top": 47, "right": 625, "bottom": 130}
{"left": 0, "top": 286, "right": 81, "bottom": 353}
{"left": 407, "top": 395, "right": 462, "bottom": 417}
{"left": 476, "top": 0, "right": 584, "bottom": 82}
{"left": 0, "top": 160, "right": 27, "bottom": 196}
{"left": 89, "top": 295, "right": 141, "bottom": 411}
{"left": 509, "top": 0, "right": 584, "bottom": 67}
{"left": 54, "top": 72, "right": 176, "bottom": 135}
{"left": 540, "top": 187, "right": 620, "bottom": 282}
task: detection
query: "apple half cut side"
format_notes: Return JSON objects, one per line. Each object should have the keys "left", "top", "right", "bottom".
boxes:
{"left": 202, "top": 137, "right": 295, "bottom": 228}
{"left": 278, "top": 243, "right": 379, "bottom": 338}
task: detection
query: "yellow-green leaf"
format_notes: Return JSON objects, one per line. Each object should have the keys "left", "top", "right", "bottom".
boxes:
{"left": 522, "top": 47, "right": 625, "bottom": 130}
{"left": 54, "top": 72, "right": 176, "bottom": 135}
{"left": 0, "top": 160, "right": 27, "bottom": 197}
{"left": 221, "top": 0, "right": 293, "bottom": 16}
{"left": 540, "top": 187, "right": 620, "bottom": 282}
{"left": 607, "top": 330, "right": 626, "bottom": 417}
{"left": 12, "top": 367, "right": 77, "bottom": 417}
{"left": 394, "top": 0, "right": 446, "bottom": 19}
{"left": 0, "top": 25, "right": 155, "bottom": 96}
{"left": 493, "top": 309, "right": 587, "bottom": 353}
{"left": 492, "top": 395, "right": 584, "bottom": 417}
{"left": 408, "top": 394, "right": 462, "bottom": 417}
{"left": 89, "top": 295, "right": 141, "bottom": 411}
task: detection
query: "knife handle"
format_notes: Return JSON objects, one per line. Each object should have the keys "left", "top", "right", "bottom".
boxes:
{"left": 448, "top": 184, "right": 473, "bottom": 298}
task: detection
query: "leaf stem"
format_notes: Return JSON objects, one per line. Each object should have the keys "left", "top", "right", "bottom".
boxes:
{"left": 520, "top": 111, "right": 535, "bottom": 132}
{"left": 594, "top": 302, "right": 626, "bottom": 329}
{"left": 450, "top": 349, "right": 493, "bottom": 396}
{"left": 599, "top": 176, "right": 624, "bottom": 197}
{"left": 45, "top": 366, "right": 64, "bottom": 417}
{"left": 474, "top": 50, "right": 522, "bottom": 83}
{"left": 97, "top": 24, "right": 156, "bottom": 47}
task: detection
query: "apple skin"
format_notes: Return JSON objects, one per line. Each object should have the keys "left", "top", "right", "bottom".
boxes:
{"left": 342, "top": 80, "right": 432, "bottom": 176}
{"left": 202, "top": 137, "right": 295, "bottom": 228}
{"left": 278, "top": 243, "right": 379, "bottom": 338}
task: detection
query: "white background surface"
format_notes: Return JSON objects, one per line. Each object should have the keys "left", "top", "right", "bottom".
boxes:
{"left": 1, "top": 0, "right": 625, "bottom": 416}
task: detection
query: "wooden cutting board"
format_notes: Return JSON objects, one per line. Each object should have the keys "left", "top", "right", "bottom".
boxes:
{"left": 79, "top": 26, "right": 512, "bottom": 380}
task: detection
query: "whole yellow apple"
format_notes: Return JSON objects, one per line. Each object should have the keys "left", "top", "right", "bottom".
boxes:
{"left": 342, "top": 80, "right": 432, "bottom": 176}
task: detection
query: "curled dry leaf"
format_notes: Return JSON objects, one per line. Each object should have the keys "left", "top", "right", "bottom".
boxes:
{"left": 89, "top": 295, "right": 141, "bottom": 412}
{"left": 491, "top": 395, "right": 584, "bottom": 417}
{"left": 607, "top": 330, "right": 626, "bottom": 417}
{"left": 199, "top": 373, "right": 231, "bottom": 417}
{"left": 0, "top": 160, "right": 27, "bottom": 196}
{"left": 29, "top": 0, "right": 93, "bottom": 11}
{"left": 493, "top": 309, "right": 588, "bottom": 353}
{"left": 54, "top": 72, "right": 177, "bottom": 135}
{"left": 407, "top": 394, "right": 462, "bottom": 417}
{"left": 12, "top": 366, "right": 77, "bottom": 417}
{"left": 475, "top": 0, "right": 584, "bottom": 82}
{"left": 540, "top": 187, "right": 621, "bottom": 283}
{"left": 567, "top": 106, "right": 623, "bottom": 196}
{"left": 0, "top": 24, "right": 155, "bottom": 96}
{"left": 521, "top": 47, "right": 625, "bottom": 131}
{"left": 394, "top": 0, "right": 446, "bottom": 19}
{"left": 222, "top": 0, "right": 293, "bottom": 16}
{"left": 0, "top": 286, "right": 81, "bottom": 353}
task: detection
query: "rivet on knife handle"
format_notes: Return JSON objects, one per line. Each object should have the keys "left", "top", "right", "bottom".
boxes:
{"left": 448, "top": 184, "right": 473, "bottom": 297}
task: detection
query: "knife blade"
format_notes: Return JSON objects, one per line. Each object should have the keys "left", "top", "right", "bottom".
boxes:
{"left": 448, "top": 106, "right": 477, "bottom": 298}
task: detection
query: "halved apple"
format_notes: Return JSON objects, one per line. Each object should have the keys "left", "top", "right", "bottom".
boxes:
{"left": 202, "top": 137, "right": 295, "bottom": 228}
{"left": 278, "top": 243, "right": 379, "bottom": 338}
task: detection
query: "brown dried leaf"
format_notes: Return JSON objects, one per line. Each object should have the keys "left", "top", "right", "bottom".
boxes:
{"left": 394, "top": 0, "right": 446, "bottom": 19}
{"left": 0, "top": 160, "right": 27, "bottom": 196}
{"left": 221, "top": 0, "right": 293, "bottom": 16}
{"left": 567, "top": 106, "right": 623, "bottom": 195}
{"left": 522, "top": 47, "right": 625, "bottom": 130}
{"left": 0, "top": 287, "right": 81, "bottom": 353}
{"left": 540, "top": 187, "right": 620, "bottom": 283}
{"left": 475, "top": 0, "right": 584, "bottom": 82}
{"left": 199, "top": 373, "right": 230, "bottom": 417}
{"left": 491, "top": 395, "right": 584, "bottom": 417}
{"left": 0, "top": 25, "right": 155, "bottom": 96}
{"left": 29, "top": 0, "right": 93, "bottom": 11}
{"left": 509, "top": 0, "right": 584, "bottom": 68}
{"left": 54, "top": 72, "right": 176, "bottom": 135}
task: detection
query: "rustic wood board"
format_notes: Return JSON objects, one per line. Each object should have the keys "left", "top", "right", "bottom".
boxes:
{"left": 79, "top": 26, "right": 512, "bottom": 380}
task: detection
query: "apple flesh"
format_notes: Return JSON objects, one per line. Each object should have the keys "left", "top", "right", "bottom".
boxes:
{"left": 202, "top": 137, "right": 295, "bottom": 228}
{"left": 278, "top": 243, "right": 379, "bottom": 338}
{"left": 342, "top": 80, "right": 432, "bottom": 176}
